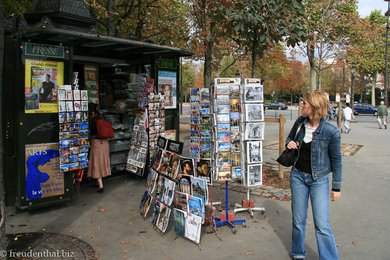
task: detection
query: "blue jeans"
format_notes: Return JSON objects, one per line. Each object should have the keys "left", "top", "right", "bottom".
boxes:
{"left": 290, "top": 168, "right": 339, "bottom": 260}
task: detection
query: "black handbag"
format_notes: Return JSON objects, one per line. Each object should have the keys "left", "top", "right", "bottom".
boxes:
{"left": 276, "top": 149, "right": 297, "bottom": 167}
{"left": 276, "top": 124, "right": 302, "bottom": 167}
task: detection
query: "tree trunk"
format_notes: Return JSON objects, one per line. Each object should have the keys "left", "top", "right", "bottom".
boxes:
{"left": 204, "top": 22, "right": 216, "bottom": 89}
{"left": 0, "top": 0, "right": 7, "bottom": 252}
{"left": 307, "top": 42, "right": 317, "bottom": 91}
{"left": 251, "top": 45, "right": 257, "bottom": 78}
{"left": 107, "top": 0, "right": 115, "bottom": 36}
{"left": 372, "top": 73, "right": 377, "bottom": 106}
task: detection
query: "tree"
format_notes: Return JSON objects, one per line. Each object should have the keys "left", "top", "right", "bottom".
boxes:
{"left": 299, "top": 0, "right": 358, "bottom": 90}
{"left": 85, "top": 0, "right": 190, "bottom": 46}
{"left": 181, "top": 63, "right": 196, "bottom": 102}
{"left": 186, "top": 0, "right": 232, "bottom": 88}
{"left": 347, "top": 10, "right": 386, "bottom": 105}
{"left": 226, "top": 0, "right": 307, "bottom": 77}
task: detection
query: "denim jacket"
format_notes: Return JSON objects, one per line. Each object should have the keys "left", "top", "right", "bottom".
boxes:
{"left": 286, "top": 116, "right": 342, "bottom": 190}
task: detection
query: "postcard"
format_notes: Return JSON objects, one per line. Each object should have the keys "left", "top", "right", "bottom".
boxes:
{"left": 217, "top": 123, "right": 230, "bottom": 132}
{"left": 247, "top": 164, "right": 262, "bottom": 187}
{"left": 215, "top": 95, "right": 230, "bottom": 105}
{"left": 216, "top": 104, "right": 230, "bottom": 114}
{"left": 230, "top": 98, "right": 240, "bottom": 112}
{"left": 174, "top": 191, "right": 188, "bottom": 211}
{"left": 180, "top": 158, "right": 195, "bottom": 177}
{"left": 218, "top": 142, "right": 231, "bottom": 152}
{"left": 217, "top": 114, "right": 230, "bottom": 123}
{"left": 244, "top": 85, "right": 263, "bottom": 103}
{"left": 246, "top": 141, "right": 263, "bottom": 164}
{"left": 244, "top": 122, "right": 265, "bottom": 140}
{"left": 230, "top": 112, "right": 240, "bottom": 126}
{"left": 229, "top": 84, "right": 240, "bottom": 99}
{"left": 196, "top": 159, "right": 212, "bottom": 184}
{"left": 245, "top": 104, "right": 264, "bottom": 122}
{"left": 217, "top": 132, "right": 231, "bottom": 143}
{"left": 178, "top": 175, "right": 192, "bottom": 194}
{"left": 216, "top": 85, "right": 230, "bottom": 96}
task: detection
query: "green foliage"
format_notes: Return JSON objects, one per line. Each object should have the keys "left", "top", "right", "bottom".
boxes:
{"left": 181, "top": 63, "right": 196, "bottom": 102}
{"left": 227, "top": 0, "right": 306, "bottom": 54}
{"left": 3, "top": 0, "right": 33, "bottom": 17}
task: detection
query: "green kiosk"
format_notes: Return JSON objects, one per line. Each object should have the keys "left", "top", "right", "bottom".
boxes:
{"left": 2, "top": 0, "right": 192, "bottom": 210}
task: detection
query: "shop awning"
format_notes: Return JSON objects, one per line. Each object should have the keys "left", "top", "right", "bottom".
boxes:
{"left": 20, "top": 26, "right": 193, "bottom": 60}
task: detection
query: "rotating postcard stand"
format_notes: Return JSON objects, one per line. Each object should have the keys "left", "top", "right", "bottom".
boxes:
{"left": 213, "top": 180, "right": 246, "bottom": 233}
{"left": 234, "top": 78, "right": 265, "bottom": 217}
{"left": 212, "top": 78, "right": 246, "bottom": 233}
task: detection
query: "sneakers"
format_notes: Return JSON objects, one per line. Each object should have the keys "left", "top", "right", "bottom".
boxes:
{"left": 385, "top": 125, "right": 388, "bottom": 129}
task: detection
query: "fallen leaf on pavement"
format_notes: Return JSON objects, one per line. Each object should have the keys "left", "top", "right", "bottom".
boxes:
{"left": 120, "top": 240, "right": 129, "bottom": 244}
{"left": 246, "top": 251, "right": 255, "bottom": 256}
{"left": 352, "top": 240, "right": 359, "bottom": 246}
{"left": 98, "top": 207, "right": 106, "bottom": 213}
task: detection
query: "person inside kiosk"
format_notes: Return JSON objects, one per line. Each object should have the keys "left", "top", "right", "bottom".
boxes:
{"left": 88, "top": 104, "right": 111, "bottom": 193}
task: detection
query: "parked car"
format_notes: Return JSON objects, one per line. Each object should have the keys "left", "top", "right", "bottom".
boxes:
{"left": 265, "top": 102, "right": 288, "bottom": 110}
{"left": 353, "top": 103, "right": 378, "bottom": 116}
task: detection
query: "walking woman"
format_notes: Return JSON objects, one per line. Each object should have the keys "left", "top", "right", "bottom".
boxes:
{"left": 286, "top": 91, "right": 342, "bottom": 260}
{"left": 88, "top": 104, "right": 111, "bottom": 193}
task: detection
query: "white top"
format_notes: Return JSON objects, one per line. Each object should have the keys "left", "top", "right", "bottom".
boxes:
{"left": 304, "top": 125, "right": 317, "bottom": 143}
{"left": 343, "top": 106, "right": 353, "bottom": 121}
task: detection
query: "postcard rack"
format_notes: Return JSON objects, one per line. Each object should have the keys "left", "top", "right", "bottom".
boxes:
{"left": 234, "top": 78, "right": 265, "bottom": 217}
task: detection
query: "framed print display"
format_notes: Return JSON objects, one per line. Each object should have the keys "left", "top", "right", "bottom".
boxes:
{"left": 246, "top": 141, "right": 263, "bottom": 164}
{"left": 244, "top": 122, "right": 265, "bottom": 140}
{"left": 245, "top": 104, "right": 264, "bottom": 122}
{"left": 244, "top": 85, "right": 263, "bottom": 103}
{"left": 158, "top": 71, "right": 177, "bottom": 109}
{"left": 247, "top": 164, "right": 262, "bottom": 187}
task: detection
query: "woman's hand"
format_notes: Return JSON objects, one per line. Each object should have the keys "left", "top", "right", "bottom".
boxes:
{"left": 331, "top": 191, "right": 341, "bottom": 201}
{"left": 287, "top": 141, "right": 299, "bottom": 150}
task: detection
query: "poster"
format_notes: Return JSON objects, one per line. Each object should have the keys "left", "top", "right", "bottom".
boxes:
{"left": 25, "top": 143, "right": 64, "bottom": 200}
{"left": 25, "top": 59, "right": 64, "bottom": 113}
{"left": 158, "top": 71, "right": 177, "bottom": 109}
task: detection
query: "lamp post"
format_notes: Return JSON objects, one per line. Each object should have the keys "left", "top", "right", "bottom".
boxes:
{"left": 351, "top": 63, "right": 355, "bottom": 112}
{"left": 384, "top": 0, "right": 390, "bottom": 107}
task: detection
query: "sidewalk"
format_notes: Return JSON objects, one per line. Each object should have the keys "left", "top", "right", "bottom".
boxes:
{"left": 5, "top": 115, "right": 390, "bottom": 259}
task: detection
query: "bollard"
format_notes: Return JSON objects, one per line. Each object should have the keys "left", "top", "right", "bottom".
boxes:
{"left": 279, "top": 114, "right": 285, "bottom": 178}
{"left": 265, "top": 115, "right": 286, "bottom": 179}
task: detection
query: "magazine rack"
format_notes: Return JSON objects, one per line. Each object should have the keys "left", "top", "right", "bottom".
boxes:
{"left": 213, "top": 181, "right": 246, "bottom": 234}
{"left": 234, "top": 187, "right": 265, "bottom": 218}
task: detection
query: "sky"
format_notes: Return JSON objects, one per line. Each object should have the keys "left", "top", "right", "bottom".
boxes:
{"left": 358, "top": 0, "right": 388, "bottom": 17}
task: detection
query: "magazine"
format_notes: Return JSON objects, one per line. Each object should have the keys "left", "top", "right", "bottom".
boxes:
{"left": 184, "top": 214, "right": 202, "bottom": 244}
{"left": 191, "top": 177, "right": 208, "bottom": 203}
{"left": 173, "top": 208, "right": 187, "bottom": 237}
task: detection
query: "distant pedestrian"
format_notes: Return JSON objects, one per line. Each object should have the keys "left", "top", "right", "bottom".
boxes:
{"left": 343, "top": 103, "right": 354, "bottom": 133}
{"left": 286, "top": 91, "right": 341, "bottom": 260}
{"left": 377, "top": 101, "right": 388, "bottom": 129}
